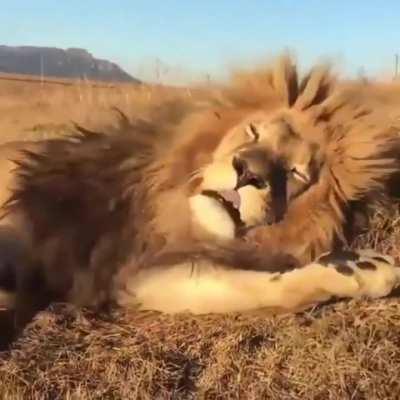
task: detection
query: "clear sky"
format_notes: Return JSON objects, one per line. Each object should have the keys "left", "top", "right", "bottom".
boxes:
{"left": 2, "top": 1, "right": 400, "bottom": 84}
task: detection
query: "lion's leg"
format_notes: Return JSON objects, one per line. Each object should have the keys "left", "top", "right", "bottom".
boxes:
{"left": 264, "top": 249, "right": 400, "bottom": 310}
{"left": 115, "top": 249, "right": 400, "bottom": 315}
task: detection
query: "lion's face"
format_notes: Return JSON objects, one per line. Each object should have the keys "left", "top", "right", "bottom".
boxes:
{"left": 188, "top": 110, "right": 324, "bottom": 241}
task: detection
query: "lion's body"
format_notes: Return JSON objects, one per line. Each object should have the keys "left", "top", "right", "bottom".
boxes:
{"left": 1, "top": 55, "right": 400, "bottom": 346}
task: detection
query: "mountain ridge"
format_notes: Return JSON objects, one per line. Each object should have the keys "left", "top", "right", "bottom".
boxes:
{"left": 0, "top": 45, "right": 139, "bottom": 83}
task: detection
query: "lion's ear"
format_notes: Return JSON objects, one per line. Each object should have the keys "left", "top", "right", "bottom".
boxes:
{"left": 294, "top": 64, "right": 335, "bottom": 111}
{"left": 271, "top": 53, "right": 299, "bottom": 107}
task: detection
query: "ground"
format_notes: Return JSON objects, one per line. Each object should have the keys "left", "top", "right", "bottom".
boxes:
{"left": 2, "top": 298, "right": 400, "bottom": 400}
{"left": 1, "top": 74, "right": 400, "bottom": 399}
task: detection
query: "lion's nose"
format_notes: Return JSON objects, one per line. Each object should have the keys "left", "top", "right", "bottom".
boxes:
{"left": 232, "top": 157, "right": 267, "bottom": 189}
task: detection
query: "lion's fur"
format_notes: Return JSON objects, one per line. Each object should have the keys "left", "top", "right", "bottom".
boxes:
{"left": 0, "top": 141, "right": 44, "bottom": 208}
{"left": 0, "top": 55, "right": 399, "bottom": 341}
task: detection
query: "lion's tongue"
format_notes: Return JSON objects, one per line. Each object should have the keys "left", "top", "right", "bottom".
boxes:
{"left": 219, "top": 190, "right": 241, "bottom": 209}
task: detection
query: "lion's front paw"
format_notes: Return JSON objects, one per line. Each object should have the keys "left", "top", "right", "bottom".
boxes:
{"left": 317, "top": 249, "right": 400, "bottom": 299}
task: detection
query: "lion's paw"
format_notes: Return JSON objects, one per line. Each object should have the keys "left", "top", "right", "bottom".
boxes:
{"left": 317, "top": 249, "right": 400, "bottom": 299}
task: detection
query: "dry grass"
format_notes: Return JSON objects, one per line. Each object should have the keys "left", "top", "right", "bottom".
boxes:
{"left": 0, "top": 74, "right": 192, "bottom": 143}
{"left": 1, "top": 75, "right": 400, "bottom": 399}
{"left": 2, "top": 289, "right": 400, "bottom": 398}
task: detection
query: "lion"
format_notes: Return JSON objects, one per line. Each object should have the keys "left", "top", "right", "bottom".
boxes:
{"left": 0, "top": 55, "right": 399, "bottom": 346}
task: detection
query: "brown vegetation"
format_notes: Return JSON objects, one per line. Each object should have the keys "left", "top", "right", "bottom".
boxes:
{"left": 1, "top": 74, "right": 400, "bottom": 399}
{"left": 0, "top": 74, "right": 191, "bottom": 143}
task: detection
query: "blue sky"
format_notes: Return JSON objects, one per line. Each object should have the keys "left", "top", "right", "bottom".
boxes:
{"left": 2, "top": 1, "right": 400, "bottom": 83}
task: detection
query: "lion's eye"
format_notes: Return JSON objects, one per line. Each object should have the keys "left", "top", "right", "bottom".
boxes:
{"left": 245, "top": 123, "right": 260, "bottom": 142}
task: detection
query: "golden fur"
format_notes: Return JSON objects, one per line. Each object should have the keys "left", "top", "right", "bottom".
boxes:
{"left": 0, "top": 55, "right": 399, "bottom": 345}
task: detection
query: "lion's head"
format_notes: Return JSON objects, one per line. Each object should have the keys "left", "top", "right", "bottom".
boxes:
{"left": 141, "top": 55, "right": 399, "bottom": 263}
{"left": 186, "top": 109, "right": 322, "bottom": 241}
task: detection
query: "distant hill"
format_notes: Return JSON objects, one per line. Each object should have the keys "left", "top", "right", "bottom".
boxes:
{"left": 0, "top": 45, "right": 140, "bottom": 83}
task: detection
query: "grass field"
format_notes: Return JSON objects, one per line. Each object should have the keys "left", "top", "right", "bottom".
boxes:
{"left": 0, "top": 73, "right": 191, "bottom": 143}
{"left": 1, "top": 74, "right": 400, "bottom": 399}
